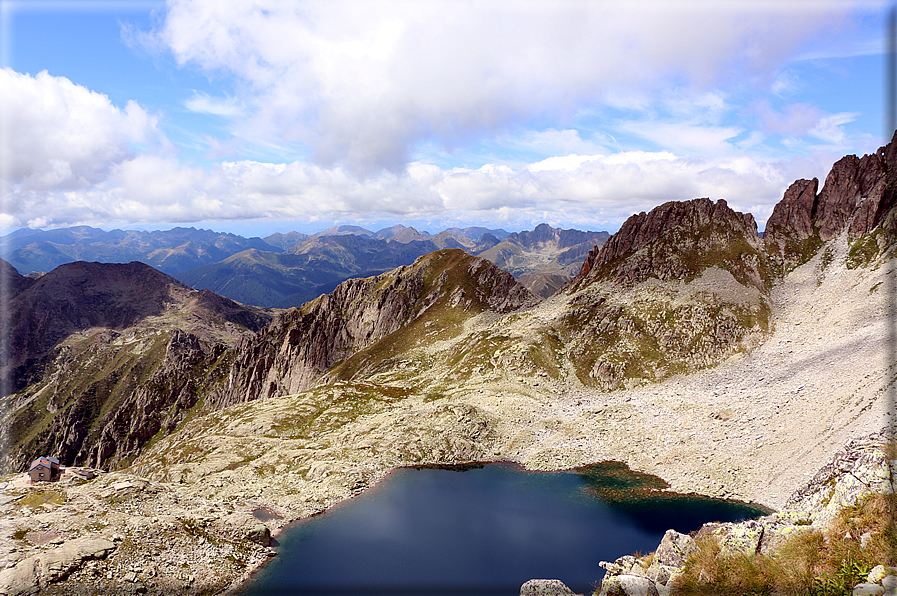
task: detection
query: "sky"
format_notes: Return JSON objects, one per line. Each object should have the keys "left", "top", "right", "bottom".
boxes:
{"left": 0, "top": 0, "right": 892, "bottom": 237}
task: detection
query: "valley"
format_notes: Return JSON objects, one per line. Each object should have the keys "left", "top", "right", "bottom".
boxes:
{"left": 0, "top": 136, "right": 894, "bottom": 595}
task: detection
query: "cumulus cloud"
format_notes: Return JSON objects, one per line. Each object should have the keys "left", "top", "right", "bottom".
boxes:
{"left": 145, "top": 0, "right": 859, "bottom": 174}
{"left": 0, "top": 68, "right": 162, "bottom": 191}
{"left": 3, "top": 146, "right": 818, "bottom": 231}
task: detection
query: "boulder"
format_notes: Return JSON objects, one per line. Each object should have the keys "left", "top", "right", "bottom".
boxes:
{"left": 853, "top": 583, "right": 885, "bottom": 596}
{"left": 652, "top": 530, "right": 696, "bottom": 567}
{"left": 868, "top": 565, "right": 897, "bottom": 584}
{"left": 219, "top": 512, "right": 272, "bottom": 546}
{"left": 39, "top": 537, "right": 116, "bottom": 584}
{"left": 600, "top": 555, "right": 646, "bottom": 577}
{"left": 698, "top": 520, "right": 763, "bottom": 556}
{"left": 0, "top": 556, "right": 39, "bottom": 596}
{"left": 519, "top": 578, "right": 579, "bottom": 596}
{"left": 599, "top": 575, "right": 659, "bottom": 596}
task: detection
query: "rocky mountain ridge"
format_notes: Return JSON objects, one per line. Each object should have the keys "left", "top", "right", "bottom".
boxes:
{"left": 220, "top": 249, "right": 540, "bottom": 405}
{"left": 764, "top": 137, "right": 897, "bottom": 272}
{"left": 0, "top": 135, "right": 895, "bottom": 595}
{"left": 174, "top": 223, "right": 602, "bottom": 307}
{"left": 477, "top": 223, "right": 609, "bottom": 284}
{"left": 1, "top": 227, "right": 275, "bottom": 276}
{"left": 571, "top": 198, "right": 763, "bottom": 290}
{"left": 0, "top": 261, "right": 272, "bottom": 471}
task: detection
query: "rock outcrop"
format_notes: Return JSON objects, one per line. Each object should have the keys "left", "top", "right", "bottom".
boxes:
{"left": 554, "top": 199, "right": 770, "bottom": 390}
{"left": 519, "top": 578, "right": 580, "bottom": 596}
{"left": 597, "top": 432, "right": 896, "bottom": 596}
{"left": 571, "top": 198, "right": 765, "bottom": 291}
{"left": 0, "top": 537, "right": 116, "bottom": 595}
{"left": 764, "top": 132, "right": 897, "bottom": 271}
{"left": 220, "top": 249, "right": 539, "bottom": 405}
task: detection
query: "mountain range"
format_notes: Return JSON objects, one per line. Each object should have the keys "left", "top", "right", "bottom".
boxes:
{"left": 0, "top": 135, "right": 894, "bottom": 594}
{"left": 1, "top": 223, "right": 604, "bottom": 306}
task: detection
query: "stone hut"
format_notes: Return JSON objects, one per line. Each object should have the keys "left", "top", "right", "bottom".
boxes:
{"left": 28, "top": 456, "right": 60, "bottom": 482}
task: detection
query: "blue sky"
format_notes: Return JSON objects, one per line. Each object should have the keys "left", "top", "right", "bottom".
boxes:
{"left": 0, "top": 0, "right": 891, "bottom": 237}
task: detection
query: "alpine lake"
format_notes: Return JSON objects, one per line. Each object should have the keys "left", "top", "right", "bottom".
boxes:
{"left": 238, "top": 461, "right": 769, "bottom": 596}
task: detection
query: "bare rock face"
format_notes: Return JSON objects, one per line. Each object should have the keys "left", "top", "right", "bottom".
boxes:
{"left": 572, "top": 198, "right": 765, "bottom": 291}
{"left": 520, "top": 579, "right": 580, "bottom": 596}
{"left": 764, "top": 132, "right": 897, "bottom": 270}
{"left": 558, "top": 199, "right": 769, "bottom": 390}
{"left": 220, "top": 249, "right": 539, "bottom": 406}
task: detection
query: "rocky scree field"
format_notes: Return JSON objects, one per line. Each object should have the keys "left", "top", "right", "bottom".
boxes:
{"left": 1, "top": 134, "right": 897, "bottom": 594}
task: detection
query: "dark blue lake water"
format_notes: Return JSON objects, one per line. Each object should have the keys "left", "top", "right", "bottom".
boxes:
{"left": 239, "top": 462, "right": 768, "bottom": 596}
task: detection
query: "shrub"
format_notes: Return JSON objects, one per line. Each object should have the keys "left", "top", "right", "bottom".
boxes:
{"left": 672, "top": 492, "right": 897, "bottom": 596}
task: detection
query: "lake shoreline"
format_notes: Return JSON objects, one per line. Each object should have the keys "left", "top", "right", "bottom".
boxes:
{"left": 226, "top": 459, "right": 772, "bottom": 596}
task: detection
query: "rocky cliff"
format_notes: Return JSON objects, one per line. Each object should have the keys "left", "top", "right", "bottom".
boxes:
{"left": 571, "top": 198, "right": 765, "bottom": 291}
{"left": 553, "top": 198, "right": 770, "bottom": 390}
{"left": 219, "top": 249, "right": 540, "bottom": 407}
{"left": 764, "top": 132, "right": 897, "bottom": 272}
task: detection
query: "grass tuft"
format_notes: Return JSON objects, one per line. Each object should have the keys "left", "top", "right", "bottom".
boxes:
{"left": 672, "top": 492, "right": 897, "bottom": 596}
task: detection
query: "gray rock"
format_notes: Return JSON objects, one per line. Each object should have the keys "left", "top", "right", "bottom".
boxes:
{"left": 600, "top": 555, "right": 646, "bottom": 577}
{"left": 758, "top": 519, "right": 816, "bottom": 556}
{"left": 619, "top": 576, "right": 660, "bottom": 596}
{"left": 869, "top": 567, "right": 897, "bottom": 584}
{"left": 644, "top": 564, "right": 679, "bottom": 586}
{"left": 853, "top": 583, "right": 885, "bottom": 596}
{"left": 219, "top": 512, "right": 273, "bottom": 546}
{"left": 699, "top": 520, "right": 763, "bottom": 556}
{"left": 653, "top": 530, "right": 696, "bottom": 567}
{"left": 785, "top": 432, "right": 895, "bottom": 528}
{"left": 0, "top": 556, "right": 39, "bottom": 596}
{"left": 39, "top": 537, "right": 116, "bottom": 584}
{"left": 245, "top": 523, "right": 271, "bottom": 546}
{"left": 519, "top": 578, "right": 579, "bottom": 596}
{"left": 600, "top": 575, "right": 659, "bottom": 596}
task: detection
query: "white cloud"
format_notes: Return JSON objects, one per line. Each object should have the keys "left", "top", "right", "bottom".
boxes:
{"left": 617, "top": 120, "right": 743, "bottom": 155}
{"left": 528, "top": 155, "right": 603, "bottom": 173}
{"left": 809, "top": 112, "right": 860, "bottom": 146}
{"left": 754, "top": 100, "right": 861, "bottom": 151}
{"left": 144, "top": 0, "right": 861, "bottom": 174}
{"left": 2, "top": 146, "right": 809, "bottom": 231}
{"left": 184, "top": 92, "right": 245, "bottom": 117}
{"left": 0, "top": 68, "right": 162, "bottom": 191}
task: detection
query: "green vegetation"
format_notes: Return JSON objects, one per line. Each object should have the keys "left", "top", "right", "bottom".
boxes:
{"left": 847, "top": 229, "right": 887, "bottom": 269}
{"left": 672, "top": 492, "right": 897, "bottom": 596}
{"left": 780, "top": 231, "right": 825, "bottom": 275}
{"left": 16, "top": 487, "right": 66, "bottom": 509}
